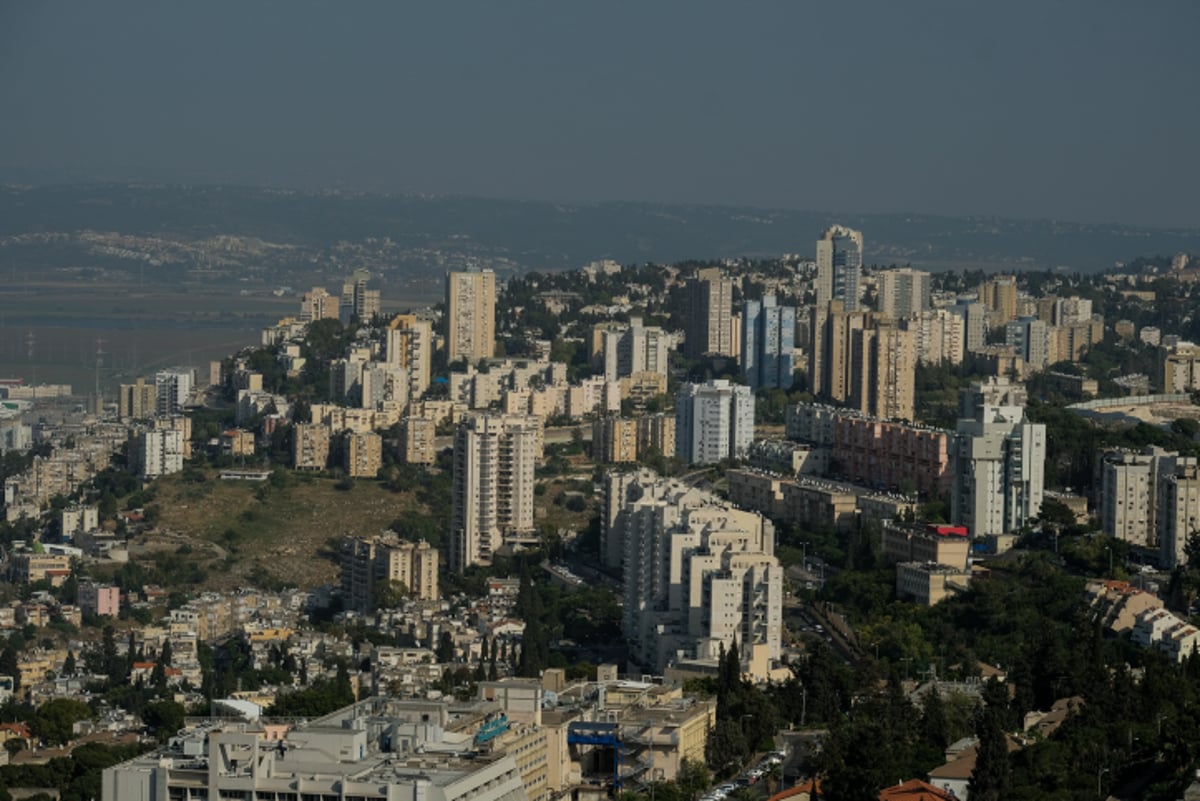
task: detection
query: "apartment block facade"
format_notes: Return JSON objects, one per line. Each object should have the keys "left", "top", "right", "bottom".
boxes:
{"left": 741, "top": 295, "right": 797, "bottom": 391}
{"left": 815, "top": 225, "right": 864, "bottom": 311}
{"left": 599, "top": 317, "right": 673, "bottom": 382}
{"left": 386, "top": 314, "right": 434, "bottom": 399}
{"left": 674, "top": 380, "right": 754, "bottom": 465}
{"left": 345, "top": 431, "right": 384, "bottom": 478}
{"left": 876, "top": 267, "right": 931, "bottom": 319}
{"left": 451, "top": 414, "right": 541, "bottom": 572}
{"left": 951, "top": 379, "right": 1046, "bottom": 537}
{"left": 612, "top": 472, "right": 782, "bottom": 680}
{"left": 299, "top": 286, "right": 341, "bottom": 323}
{"left": 446, "top": 270, "right": 497, "bottom": 364}
{"left": 341, "top": 533, "right": 440, "bottom": 613}
{"left": 135, "top": 428, "right": 185, "bottom": 480}
{"left": 684, "top": 268, "right": 735, "bottom": 358}
{"left": 293, "top": 423, "right": 331, "bottom": 470}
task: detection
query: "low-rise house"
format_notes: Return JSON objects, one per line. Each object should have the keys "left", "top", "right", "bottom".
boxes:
{"left": 1083, "top": 579, "right": 1163, "bottom": 635}
{"left": 1132, "top": 608, "right": 1180, "bottom": 648}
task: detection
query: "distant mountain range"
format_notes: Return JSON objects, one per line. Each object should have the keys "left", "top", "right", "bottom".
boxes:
{"left": 1, "top": 182, "right": 1196, "bottom": 277}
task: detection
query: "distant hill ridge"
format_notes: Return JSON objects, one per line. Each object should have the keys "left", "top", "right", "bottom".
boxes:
{"left": 1, "top": 182, "right": 1197, "bottom": 274}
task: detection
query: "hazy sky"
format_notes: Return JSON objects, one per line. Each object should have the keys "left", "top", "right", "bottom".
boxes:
{"left": 2, "top": 2, "right": 1198, "bottom": 227}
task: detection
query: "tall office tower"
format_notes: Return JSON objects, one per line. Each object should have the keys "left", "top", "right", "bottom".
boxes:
{"left": 914, "top": 309, "right": 966, "bottom": 365}
{"left": 978, "top": 275, "right": 1019, "bottom": 326}
{"left": 1101, "top": 450, "right": 1158, "bottom": 547}
{"left": 134, "top": 428, "right": 185, "bottom": 480}
{"left": 341, "top": 533, "right": 439, "bottom": 613}
{"left": 1158, "top": 456, "right": 1200, "bottom": 569}
{"left": 341, "top": 269, "right": 381, "bottom": 321}
{"left": 386, "top": 314, "right": 434, "bottom": 399}
{"left": 450, "top": 414, "right": 541, "bottom": 572}
{"left": 951, "top": 379, "right": 1046, "bottom": 538}
{"left": 952, "top": 301, "right": 988, "bottom": 353}
{"left": 674, "top": 380, "right": 754, "bottom": 465}
{"left": 601, "top": 317, "right": 672, "bottom": 382}
{"left": 614, "top": 472, "right": 782, "bottom": 678}
{"left": 293, "top": 423, "right": 331, "bottom": 470}
{"left": 815, "top": 225, "right": 865, "bottom": 311}
{"left": 684, "top": 268, "right": 735, "bottom": 358}
{"left": 741, "top": 295, "right": 797, "bottom": 391}
{"left": 445, "top": 270, "right": 497, "bottom": 364}
{"left": 118, "top": 378, "right": 157, "bottom": 419}
{"left": 299, "top": 287, "right": 341, "bottom": 323}
{"left": 154, "top": 369, "right": 193, "bottom": 415}
{"left": 1005, "top": 317, "right": 1050, "bottom": 370}
{"left": 876, "top": 268, "right": 931, "bottom": 319}
{"left": 850, "top": 320, "right": 916, "bottom": 420}
{"left": 809, "top": 300, "right": 870, "bottom": 403}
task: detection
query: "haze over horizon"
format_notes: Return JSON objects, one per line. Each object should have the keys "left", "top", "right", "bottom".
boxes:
{"left": 3, "top": 1, "right": 1198, "bottom": 229}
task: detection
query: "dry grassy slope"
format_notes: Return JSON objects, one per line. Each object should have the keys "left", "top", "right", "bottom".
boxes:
{"left": 146, "top": 471, "right": 422, "bottom": 590}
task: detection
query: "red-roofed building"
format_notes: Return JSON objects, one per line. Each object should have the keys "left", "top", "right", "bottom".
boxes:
{"left": 767, "top": 779, "right": 821, "bottom": 801}
{"left": 881, "top": 521, "right": 970, "bottom": 571}
{"left": 877, "top": 779, "right": 955, "bottom": 801}
{"left": 0, "top": 722, "right": 33, "bottom": 747}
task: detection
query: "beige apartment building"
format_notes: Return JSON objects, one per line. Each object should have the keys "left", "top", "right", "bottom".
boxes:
{"left": 896, "top": 562, "right": 971, "bottom": 605}
{"left": 590, "top": 415, "right": 675, "bottom": 464}
{"left": 1162, "top": 341, "right": 1200, "bottom": 393}
{"left": 450, "top": 414, "right": 541, "bottom": 572}
{"left": 446, "top": 270, "right": 497, "bottom": 364}
{"left": 816, "top": 225, "right": 864, "bottom": 311}
{"left": 399, "top": 416, "right": 437, "bottom": 464}
{"left": 117, "top": 378, "right": 156, "bottom": 419}
{"left": 341, "top": 533, "right": 440, "bottom": 613}
{"left": 292, "top": 423, "right": 331, "bottom": 470}
{"left": 299, "top": 286, "right": 341, "bottom": 323}
{"left": 979, "top": 274, "right": 1019, "bottom": 325}
{"left": 810, "top": 299, "right": 870, "bottom": 404}
{"left": 876, "top": 267, "right": 930, "bottom": 319}
{"left": 881, "top": 521, "right": 970, "bottom": 571}
{"left": 685, "top": 267, "right": 735, "bottom": 358}
{"left": 387, "top": 313, "right": 434, "bottom": 398}
{"left": 220, "top": 428, "right": 256, "bottom": 457}
{"left": 593, "top": 417, "right": 638, "bottom": 463}
{"left": 637, "top": 413, "right": 675, "bottom": 458}
{"left": 850, "top": 319, "right": 916, "bottom": 421}
{"left": 9, "top": 552, "right": 72, "bottom": 585}
{"left": 1159, "top": 457, "right": 1200, "bottom": 569}
{"left": 345, "top": 431, "right": 383, "bottom": 478}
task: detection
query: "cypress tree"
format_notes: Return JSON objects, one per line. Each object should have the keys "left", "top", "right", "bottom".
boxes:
{"left": 969, "top": 680, "right": 1011, "bottom": 801}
